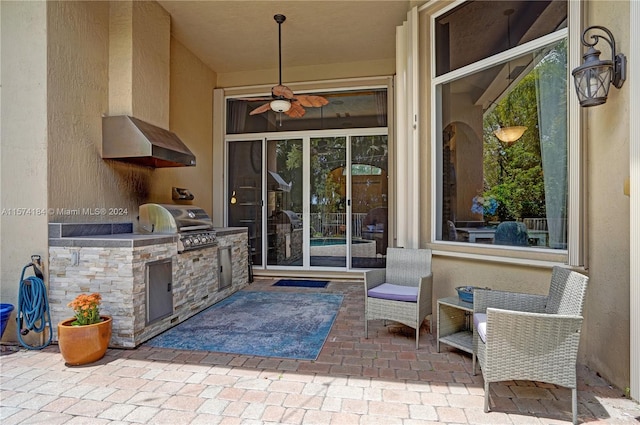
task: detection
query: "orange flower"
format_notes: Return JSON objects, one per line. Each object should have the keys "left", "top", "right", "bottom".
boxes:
{"left": 68, "top": 292, "right": 103, "bottom": 326}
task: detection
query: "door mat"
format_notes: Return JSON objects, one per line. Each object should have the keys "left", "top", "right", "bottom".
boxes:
{"left": 145, "top": 291, "right": 343, "bottom": 360}
{"left": 273, "top": 279, "right": 329, "bottom": 288}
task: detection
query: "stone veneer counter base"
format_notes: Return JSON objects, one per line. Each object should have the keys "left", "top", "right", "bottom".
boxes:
{"left": 48, "top": 223, "right": 249, "bottom": 348}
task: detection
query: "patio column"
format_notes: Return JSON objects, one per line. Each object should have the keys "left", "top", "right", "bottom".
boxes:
{"left": 629, "top": 0, "right": 640, "bottom": 403}
{"left": 0, "top": 0, "right": 49, "bottom": 345}
{"left": 395, "top": 7, "right": 420, "bottom": 249}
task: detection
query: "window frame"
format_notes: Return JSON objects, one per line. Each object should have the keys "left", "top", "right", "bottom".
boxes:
{"left": 427, "top": 0, "right": 584, "bottom": 266}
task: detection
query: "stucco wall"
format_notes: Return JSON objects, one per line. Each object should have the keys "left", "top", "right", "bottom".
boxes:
{"left": 47, "top": 1, "right": 152, "bottom": 224}
{"left": 582, "top": 0, "right": 631, "bottom": 392}
{"left": 148, "top": 38, "right": 217, "bottom": 216}
{"left": 46, "top": 0, "right": 217, "bottom": 224}
{"left": 431, "top": 257, "right": 552, "bottom": 301}
{"left": 0, "top": 0, "right": 49, "bottom": 344}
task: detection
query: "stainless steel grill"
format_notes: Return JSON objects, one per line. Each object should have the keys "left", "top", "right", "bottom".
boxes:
{"left": 138, "top": 203, "right": 216, "bottom": 252}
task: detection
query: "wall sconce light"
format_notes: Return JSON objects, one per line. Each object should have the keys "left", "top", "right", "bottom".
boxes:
{"left": 572, "top": 25, "right": 627, "bottom": 107}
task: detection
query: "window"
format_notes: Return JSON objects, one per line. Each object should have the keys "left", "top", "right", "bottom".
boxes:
{"left": 433, "top": 0, "right": 569, "bottom": 251}
{"left": 226, "top": 89, "right": 387, "bottom": 134}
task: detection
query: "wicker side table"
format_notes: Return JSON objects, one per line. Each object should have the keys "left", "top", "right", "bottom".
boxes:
{"left": 437, "top": 296, "right": 474, "bottom": 354}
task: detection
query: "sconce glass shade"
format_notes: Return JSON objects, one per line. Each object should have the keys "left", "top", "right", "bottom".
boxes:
{"left": 571, "top": 25, "right": 626, "bottom": 107}
{"left": 572, "top": 46, "right": 613, "bottom": 107}
{"left": 270, "top": 99, "right": 291, "bottom": 113}
{"left": 493, "top": 125, "right": 527, "bottom": 143}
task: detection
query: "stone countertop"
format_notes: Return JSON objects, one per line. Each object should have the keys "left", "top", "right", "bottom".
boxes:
{"left": 48, "top": 222, "right": 247, "bottom": 248}
{"left": 213, "top": 227, "right": 248, "bottom": 237}
{"left": 49, "top": 232, "right": 178, "bottom": 248}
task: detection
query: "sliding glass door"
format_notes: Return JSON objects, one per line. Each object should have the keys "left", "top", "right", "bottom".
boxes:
{"left": 227, "top": 132, "right": 387, "bottom": 271}
{"left": 227, "top": 140, "right": 263, "bottom": 266}
{"left": 267, "top": 139, "right": 303, "bottom": 267}
{"left": 350, "top": 135, "right": 388, "bottom": 268}
{"left": 309, "top": 137, "right": 347, "bottom": 267}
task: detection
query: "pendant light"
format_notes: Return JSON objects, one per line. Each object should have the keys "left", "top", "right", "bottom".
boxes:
{"left": 493, "top": 9, "right": 526, "bottom": 144}
{"left": 493, "top": 125, "right": 527, "bottom": 144}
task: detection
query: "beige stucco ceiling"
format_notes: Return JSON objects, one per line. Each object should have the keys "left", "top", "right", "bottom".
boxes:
{"left": 157, "top": 1, "right": 417, "bottom": 76}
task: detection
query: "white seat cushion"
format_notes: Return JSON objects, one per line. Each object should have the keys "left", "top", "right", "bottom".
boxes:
{"left": 474, "top": 312, "right": 487, "bottom": 343}
{"left": 367, "top": 283, "right": 418, "bottom": 302}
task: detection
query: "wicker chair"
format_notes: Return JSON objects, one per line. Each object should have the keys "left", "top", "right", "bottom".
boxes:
{"left": 364, "top": 247, "right": 433, "bottom": 349}
{"left": 472, "top": 266, "right": 589, "bottom": 424}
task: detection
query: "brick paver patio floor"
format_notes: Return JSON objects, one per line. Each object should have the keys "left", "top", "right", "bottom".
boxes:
{"left": 1, "top": 278, "right": 639, "bottom": 424}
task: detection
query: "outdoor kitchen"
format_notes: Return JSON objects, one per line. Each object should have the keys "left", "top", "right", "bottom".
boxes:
{"left": 37, "top": 3, "right": 252, "bottom": 350}
{"left": 48, "top": 205, "right": 249, "bottom": 348}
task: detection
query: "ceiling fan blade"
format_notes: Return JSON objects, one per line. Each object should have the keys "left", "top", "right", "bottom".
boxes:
{"left": 284, "top": 102, "right": 305, "bottom": 118}
{"left": 272, "top": 84, "right": 294, "bottom": 99}
{"left": 249, "top": 102, "right": 273, "bottom": 115}
{"left": 294, "top": 95, "right": 329, "bottom": 108}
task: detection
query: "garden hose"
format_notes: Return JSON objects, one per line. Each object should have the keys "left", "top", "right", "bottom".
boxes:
{"left": 16, "top": 256, "right": 52, "bottom": 349}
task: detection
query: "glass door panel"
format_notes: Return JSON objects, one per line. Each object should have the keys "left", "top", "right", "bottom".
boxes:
{"left": 351, "top": 135, "right": 388, "bottom": 268}
{"left": 228, "top": 140, "right": 263, "bottom": 266}
{"left": 310, "top": 137, "right": 347, "bottom": 267}
{"left": 266, "top": 139, "right": 304, "bottom": 266}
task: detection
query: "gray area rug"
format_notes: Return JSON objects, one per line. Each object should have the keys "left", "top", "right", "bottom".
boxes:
{"left": 145, "top": 290, "right": 343, "bottom": 360}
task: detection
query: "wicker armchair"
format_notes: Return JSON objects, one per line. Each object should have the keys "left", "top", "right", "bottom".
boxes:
{"left": 472, "top": 266, "right": 589, "bottom": 424}
{"left": 364, "top": 248, "right": 433, "bottom": 349}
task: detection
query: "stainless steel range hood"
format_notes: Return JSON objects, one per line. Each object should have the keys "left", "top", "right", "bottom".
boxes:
{"left": 102, "top": 115, "right": 196, "bottom": 168}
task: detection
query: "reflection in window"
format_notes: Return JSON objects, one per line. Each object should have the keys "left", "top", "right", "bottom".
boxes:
{"left": 227, "top": 141, "right": 263, "bottom": 265}
{"left": 227, "top": 89, "right": 387, "bottom": 134}
{"left": 350, "top": 164, "right": 383, "bottom": 176}
{"left": 435, "top": 0, "right": 567, "bottom": 77}
{"left": 267, "top": 139, "right": 304, "bottom": 267}
{"left": 437, "top": 29, "right": 567, "bottom": 249}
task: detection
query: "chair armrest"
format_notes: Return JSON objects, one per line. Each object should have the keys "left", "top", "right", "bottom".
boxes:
{"left": 417, "top": 273, "right": 433, "bottom": 315}
{"left": 474, "top": 289, "right": 547, "bottom": 314}
{"left": 364, "top": 269, "right": 386, "bottom": 289}
{"left": 417, "top": 273, "right": 433, "bottom": 300}
{"left": 485, "top": 308, "right": 583, "bottom": 355}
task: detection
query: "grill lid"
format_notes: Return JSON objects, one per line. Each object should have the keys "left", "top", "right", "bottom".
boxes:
{"left": 272, "top": 210, "right": 302, "bottom": 229}
{"left": 138, "top": 203, "right": 213, "bottom": 233}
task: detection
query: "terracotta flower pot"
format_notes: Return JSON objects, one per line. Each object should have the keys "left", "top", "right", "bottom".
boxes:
{"left": 57, "top": 316, "right": 112, "bottom": 365}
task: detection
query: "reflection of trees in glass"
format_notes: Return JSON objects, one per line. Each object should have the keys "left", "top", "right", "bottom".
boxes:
{"left": 482, "top": 41, "right": 566, "bottom": 221}
{"left": 273, "top": 140, "right": 302, "bottom": 212}
{"left": 278, "top": 135, "right": 388, "bottom": 214}
{"left": 351, "top": 135, "right": 388, "bottom": 211}
{"left": 310, "top": 137, "right": 346, "bottom": 214}
{"left": 352, "top": 135, "right": 388, "bottom": 171}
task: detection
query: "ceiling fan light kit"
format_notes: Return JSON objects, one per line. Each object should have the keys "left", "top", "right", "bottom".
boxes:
{"left": 270, "top": 99, "right": 291, "bottom": 113}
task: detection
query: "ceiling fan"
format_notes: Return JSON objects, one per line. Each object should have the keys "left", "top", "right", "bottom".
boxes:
{"left": 241, "top": 14, "right": 329, "bottom": 119}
